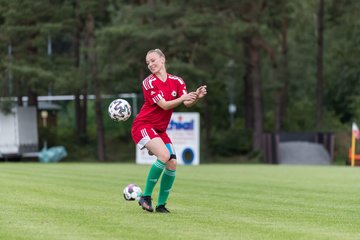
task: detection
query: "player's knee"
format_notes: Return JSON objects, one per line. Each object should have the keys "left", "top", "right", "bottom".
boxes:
{"left": 158, "top": 151, "right": 170, "bottom": 162}
{"left": 167, "top": 158, "right": 177, "bottom": 169}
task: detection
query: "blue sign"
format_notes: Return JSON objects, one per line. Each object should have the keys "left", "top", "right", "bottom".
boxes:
{"left": 168, "top": 119, "right": 194, "bottom": 130}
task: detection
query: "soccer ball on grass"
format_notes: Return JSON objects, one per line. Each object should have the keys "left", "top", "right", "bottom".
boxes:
{"left": 108, "top": 98, "right": 131, "bottom": 121}
{"left": 123, "top": 184, "right": 142, "bottom": 201}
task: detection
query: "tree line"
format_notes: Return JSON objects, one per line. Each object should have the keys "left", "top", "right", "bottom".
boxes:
{"left": 0, "top": 0, "right": 358, "bottom": 161}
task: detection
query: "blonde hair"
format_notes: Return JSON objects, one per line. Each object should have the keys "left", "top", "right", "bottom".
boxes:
{"left": 146, "top": 48, "right": 166, "bottom": 59}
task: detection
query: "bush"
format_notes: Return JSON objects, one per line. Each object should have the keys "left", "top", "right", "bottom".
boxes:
{"left": 0, "top": 98, "right": 14, "bottom": 115}
{"left": 209, "top": 119, "right": 252, "bottom": 156}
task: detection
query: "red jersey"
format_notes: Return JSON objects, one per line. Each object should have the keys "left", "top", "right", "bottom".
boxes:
{"left": 132, "top": 73, "right": 188, "bottom": 133}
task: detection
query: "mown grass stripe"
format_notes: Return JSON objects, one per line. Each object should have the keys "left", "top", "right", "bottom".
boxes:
{"left": 0, "top": 163, "right": 359, "bottom": 240}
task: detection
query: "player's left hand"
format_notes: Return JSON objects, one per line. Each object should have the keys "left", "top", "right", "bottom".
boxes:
{"left": 196, "top": 85, "right": 207, "bottom": 99}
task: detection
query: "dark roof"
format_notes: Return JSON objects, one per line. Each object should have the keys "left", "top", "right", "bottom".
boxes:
{"left": 38, "top": 102, "right": 61, "bottom": 110}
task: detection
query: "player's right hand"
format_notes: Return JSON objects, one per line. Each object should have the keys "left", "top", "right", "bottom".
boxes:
{"left": 182, "top": 92, "right": 198, "bottom": 102}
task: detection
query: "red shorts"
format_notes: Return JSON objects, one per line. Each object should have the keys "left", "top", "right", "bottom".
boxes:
{"left": 131, "top": 125, "right": 172, "bottom": 150}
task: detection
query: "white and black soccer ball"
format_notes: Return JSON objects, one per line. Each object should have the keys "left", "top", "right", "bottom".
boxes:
{"left": 108, "top": 98, "right": 131, "bottom": 121}
{"left": 123, "top": 183, "right": 142, "bottom": 201}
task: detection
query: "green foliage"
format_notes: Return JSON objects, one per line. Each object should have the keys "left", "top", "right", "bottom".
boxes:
{"left": 210, "top": 119, "right": 252, "bottom": 156}
{"left": 0, "top": 0, "right": 76, "bottom": 96}
{"left": 325, "top": 1, "right": 360, "bottom": 123}
{"left": 1, "top": 0, "right": 360, "bottom": 161}
{"left": 52, "top": 99, "right": 134, "bottom": 161}
{"left": 283, "top": 98, "right": 315, "bottom": 131}
{"left": 0, "top": 98, "right": 14, "bottom": 115}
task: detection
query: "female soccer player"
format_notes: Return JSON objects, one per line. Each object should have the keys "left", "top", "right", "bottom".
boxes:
{"left": 131, "top": 49, "right": 207, "bottom": 213}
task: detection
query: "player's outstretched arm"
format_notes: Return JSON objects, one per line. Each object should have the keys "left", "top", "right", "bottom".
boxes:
{"left": 184, "top": 85, "right": 207, "bottom": 108}
{"left": 157, "top": 92, "right": 197, "bottom": 110}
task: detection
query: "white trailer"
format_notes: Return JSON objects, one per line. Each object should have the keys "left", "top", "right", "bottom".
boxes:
{"left": 0, "top": 106, "right": 39, "bottom": 159}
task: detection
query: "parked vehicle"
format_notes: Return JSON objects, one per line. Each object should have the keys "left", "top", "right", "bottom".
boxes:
{"left": 0, "top": 106, "right": 39, "bottom": 160}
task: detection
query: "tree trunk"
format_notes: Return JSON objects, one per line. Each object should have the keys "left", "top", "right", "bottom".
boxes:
{"left": 203, "top": 87, "right": 211, "bottom": 162}
{"left": 243, "top": 36, "right": 263, "bottom": 151}
{"left": 250, "top": 37, "right": 263, "bottom": 151}
{"left": 75, "top": 92, "right": 87, "bottom": 141}
{"left": 316, "top": 0, "right": 325, "bottom": 127}
{"left": 15, "top": 79, "right": 23, "bottom": 106}
{"left": 280, "top": 16, "right": 289, "bottom": 131}
{"left": 85, "top": 13, "right": 105, "bottom": 161}
{"left": 74, "top": 0, "right": 88, "bottom": 142}
{"left": 275, "top": 16, "right": 289, "bottom": 132}
{"left": 27, "top": 89, "right": 38, "bottom": 108}
{"left": 243, "top": 37, "right": 254, "bottom": 130}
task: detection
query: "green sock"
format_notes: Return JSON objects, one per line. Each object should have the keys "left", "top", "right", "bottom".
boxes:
{"left": 143, "top": 159, "right": 166, "bottom": 196}
{"left": 157, "top": 168, "right": 176, "bottom": 206}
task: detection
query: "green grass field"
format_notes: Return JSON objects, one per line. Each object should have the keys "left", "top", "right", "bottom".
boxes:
{"left": 1, "top": 163, "right": 360, "bottom": 240}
